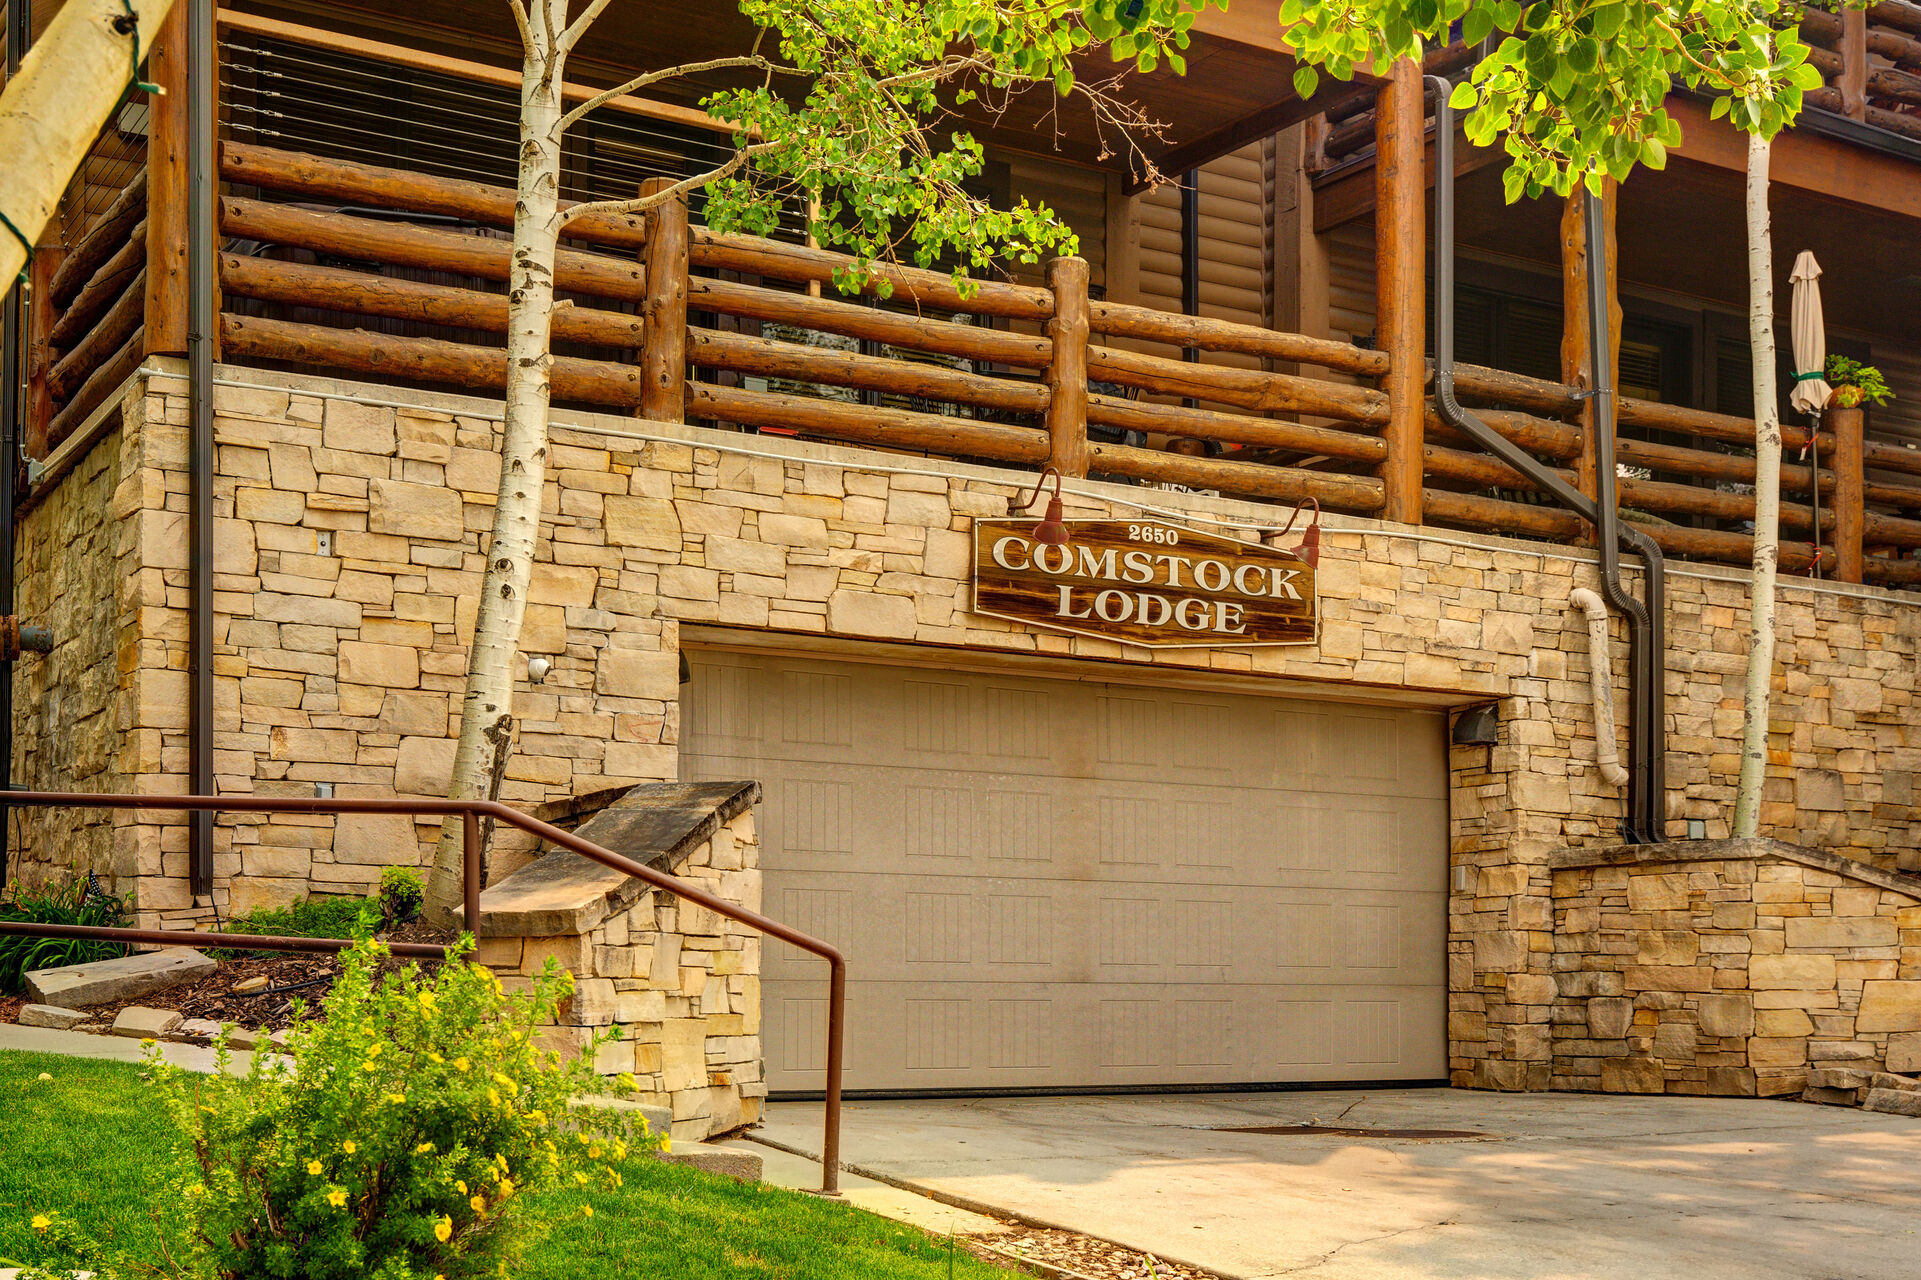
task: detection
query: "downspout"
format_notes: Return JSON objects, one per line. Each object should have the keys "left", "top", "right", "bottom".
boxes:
{"left": 1425, "top": 75, "right": 1667, "bottom": 843}
{"left": 1568, "top": 588, "right": 1631, "bottom": 787}
{"left": 188, "top": 0, "right": 215, "bottom": 897}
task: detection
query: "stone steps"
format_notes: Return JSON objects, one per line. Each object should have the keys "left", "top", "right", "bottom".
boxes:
{"left": 1800, "top": 1066, "right": 1921, "bottom": 1114}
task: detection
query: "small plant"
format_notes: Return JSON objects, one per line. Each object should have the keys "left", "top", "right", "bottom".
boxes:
{"left": 0, "top": 876, "right": 130, "bottom": 995}
{"left": 378, "top": 867, "right": 424, "bottom": 926}
{"left": 1825, "top": 355, "right": 1895, "bottom": 410}
{"left": 210, "top": 896, "right": 379, "bottom": 959}
{"left": 120, "top": 938, "right": 655, "bottom": 1280}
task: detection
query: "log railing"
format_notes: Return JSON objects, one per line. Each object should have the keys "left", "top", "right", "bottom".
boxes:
{"left": 1802, "top": 1, "right": 1921, "bottom": 140}
{"left": 200, "top": 137, "right": 1921, "bottom": 585}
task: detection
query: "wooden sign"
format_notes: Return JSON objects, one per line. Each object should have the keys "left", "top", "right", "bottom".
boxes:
{"left": 972, "top": 518, "right": 1317, "bottom": 648}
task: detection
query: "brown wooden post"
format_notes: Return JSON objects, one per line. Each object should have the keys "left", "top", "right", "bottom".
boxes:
{"left": 1044, "top": 254, "right": 1091, "bottom": 478}
{"left": 1830, "top": 405, "right": 1865, "bottom": 582}
{"left": 637, "top": 176, "right": 688, "bottom": 422}
{"left": 24, "top": 240, "right": 64, "bottom": 460}
{"left": 1842, "top": 10, "right": 1870, "bottom": 121}
{"left": 145, "top": 3, "right": 190, "bottom": 356}
{"left": 1374, "top": 58, "right": 1425, "bottom": 526}
{"left": 1560, "top": 180, "right": 1619, "bottom": 518}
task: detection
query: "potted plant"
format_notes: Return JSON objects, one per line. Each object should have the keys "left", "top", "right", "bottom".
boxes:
{"left": 1824, "top": 355, "right": 1895, "bottom": 411}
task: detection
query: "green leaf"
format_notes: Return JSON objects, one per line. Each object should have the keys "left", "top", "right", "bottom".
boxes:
{"left": 1462, "top": 5, "right": 1495, "bottom": 45}
{"left": 1590, "top": 3, "right": 1625, "bottom": 40}
{"left": 1567, "top": 37, "right": 1599, "bottom": 75}
{"left": 1448, "top": 81, "right": 1479, "bottom": 109}
{"left": 1640, "top": 136, "right": 1667, "bottom": 169}
{"left": 1055, "top": 65, "right": 1074, "bottom": 96}
{"left": 1293, "top": 64, "right": 1320, "bottom": 99}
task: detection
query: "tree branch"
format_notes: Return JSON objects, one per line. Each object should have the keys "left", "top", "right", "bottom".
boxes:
{"left": 558, "top": 140, "right": 782, "bottom": 227}
{"left": 557, "top": 55, "right": 781, "bottom": 131}
{"left": 508, "top": 0, "right": 534, "bottom": 54}
{"left": 560, "top": 0, "right": 616, "bottom": 52}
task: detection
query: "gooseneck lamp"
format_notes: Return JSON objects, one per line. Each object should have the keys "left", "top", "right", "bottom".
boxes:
{"left": 1011, "top": 467, "right": 1069, "bottom": 545}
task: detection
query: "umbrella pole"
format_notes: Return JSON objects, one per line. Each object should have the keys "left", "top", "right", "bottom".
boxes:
{"left": 1811, "top": 429, "right": 1823, "bottom": 580}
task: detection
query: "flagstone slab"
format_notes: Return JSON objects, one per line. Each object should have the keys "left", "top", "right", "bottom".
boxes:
{"left": 24, "top": 947, "right": 216, "bottom": 1007}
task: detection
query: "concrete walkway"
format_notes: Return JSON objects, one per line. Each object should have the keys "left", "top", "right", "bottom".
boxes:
{"left": 754, "top": 1088, "right": 1921, "bottom": 1279}
{"left": 0, "top": 1022, "right": 255, "bottom": 1072}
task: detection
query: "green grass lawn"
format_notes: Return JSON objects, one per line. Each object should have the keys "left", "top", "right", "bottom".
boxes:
{"left": 0, "top": 1049, "right": 1015, "bottom": 1279}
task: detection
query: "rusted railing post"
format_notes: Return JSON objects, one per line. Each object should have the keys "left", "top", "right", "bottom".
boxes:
{"left": 462, "top": 808, "right": 482, "bottom": 934}
{"left": 145, "top": 3, "right": 190, "bottom": 356}
{"left": 1830, "top": 405, "right": 1865, "bottom": 583}
{"left": 1375, "top": 58, "right": 1425, "bottom": 526}
{"left": 637, "top": 176, "right": 688, "bottom": 422}
{"left": 1043, "top": 254, "right": 1090, "bottom": 478}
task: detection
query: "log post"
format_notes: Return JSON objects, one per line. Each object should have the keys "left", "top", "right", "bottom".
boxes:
{"left": 1559, "top": 180, "right": 1619, "bottom": 526}
{"left": 1374, "top": 58, "right": 1425, "bottom": 525}
{"left": 24, "top": 239, "right": 63, "bottom": 460}
{"left": 1044, "top": 254, "right": 1091, "bottom": 478}
{"left": 1843, "top": 9, "right": 1870, "bottom": 120}
{"left": 145, "top": 3, "right": 190, "bottom": 355}
{"left": 1829, "top": 405, "right": 1865, "bottom": 582}
{"left": 637, "top": 176, "right": 688, "bottom": 422}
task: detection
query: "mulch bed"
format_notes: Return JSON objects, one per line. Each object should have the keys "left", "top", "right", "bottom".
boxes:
{"left": 7, "top": 926, "right": 456, "bottom": 1033}
{"left": 969, "top": 1225, "right": 1219, "bottom": 1280}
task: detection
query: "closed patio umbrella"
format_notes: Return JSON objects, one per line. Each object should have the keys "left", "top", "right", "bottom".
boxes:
{"left": 1789, "top": 251, "right": 1832, "bottom": 417}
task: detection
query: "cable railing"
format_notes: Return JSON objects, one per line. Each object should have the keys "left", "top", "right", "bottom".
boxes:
{"left": 0, "top": 789, "right": 847, "bottom": 1194}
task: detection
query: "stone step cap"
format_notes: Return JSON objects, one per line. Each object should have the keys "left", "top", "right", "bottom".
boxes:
{"left": 656, "top": 1141, "right": 762, "bottom": 1182}
{"left": 26, "top": 947, "right": 216, "bottom": 1008}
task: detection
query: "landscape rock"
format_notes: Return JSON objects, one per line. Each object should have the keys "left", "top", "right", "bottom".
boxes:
{"left": 174, "top": 1018, "right": 226, "bottom": 1043}
{"left": 225, "top": 1026, "right": 263, "bottom": 1050}
{"left": 232, "top": 975, "right": 272, "bottom": 995}
{"left": 656, "top": 1141, "right": 763, "bottom": 1182}
{"left": 17, "top": 1004, "right": 89, "bottom": 1030}
{"left": 1861, "top": 1087, "right": 1921, "bottom": 1118}
{"left": 1808, "top": 1067, "right": 1875, "bottom": 1091}
{"left": 1869, "top": 1072, "right": 1920, "bottom": 1093}
{"left": 110, "top": 1006, "right": 184, "bottom": 1039}
{"left": 1801, "top": 1085, "right": 1861, "bottom": 1107}
{"left": 26, "top": 947, "right": 217, "bottom": 1008}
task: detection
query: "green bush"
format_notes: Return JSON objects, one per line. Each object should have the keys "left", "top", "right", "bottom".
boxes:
{"left": 1825, "top": 355, "right": 1895, "bottom": 410}
{"left": 128, "top": 938, "right": 656, "bottom": 1280}
{"left": 0, "top": 876, "right": 130, "bottom": 995}
{"left": 378, "top": 867, "right": 424, "bottom": 926}
{"left": 210, "top": 896, "right": 378, "bottom": 959}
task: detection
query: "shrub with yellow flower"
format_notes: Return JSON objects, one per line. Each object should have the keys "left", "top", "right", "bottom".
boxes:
{"left": 133, "top": 937, "right": 657, "bottom": 1280}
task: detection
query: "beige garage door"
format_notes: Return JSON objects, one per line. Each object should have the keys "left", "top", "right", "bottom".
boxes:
{"left": 681, "top": 649, "right": 1449, "bottom": 1094}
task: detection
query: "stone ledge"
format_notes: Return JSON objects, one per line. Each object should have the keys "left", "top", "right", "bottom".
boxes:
{"left": 1553, "top": 838, "right": 1921, "bottom": 898}
{"left": 475, "top": 780, "right": 759, "bottom": 936}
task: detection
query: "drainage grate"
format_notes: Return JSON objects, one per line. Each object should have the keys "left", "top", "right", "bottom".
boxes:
{"left": 1213, "top": 1125, "right": 1489, "bottom": 1140}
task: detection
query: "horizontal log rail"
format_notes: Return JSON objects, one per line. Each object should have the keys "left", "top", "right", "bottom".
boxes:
{"left": 691, "top": 276, "right": 1052, "bottom": 369}
{"left": 1088, "top": 300, "right": 1389, "bottom": 378}
{"left": 1087, "top": 343, "right": 1389, "bottom": 424}
{"left": 692, "top": 382, "right": 1050, "bottom": 464}
{"left": 688, "top": 328, "right": 1050, "bottom": 415}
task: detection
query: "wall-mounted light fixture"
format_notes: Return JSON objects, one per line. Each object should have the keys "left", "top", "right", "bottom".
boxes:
{"left": 1010, "top": 467, "right": 1068, "bottom": 545}
{"left": 1451, "top": 703, "right": 1499, "bottom": 746}
{"left": 526, "top": 656, "right": 552, "bottom": 685}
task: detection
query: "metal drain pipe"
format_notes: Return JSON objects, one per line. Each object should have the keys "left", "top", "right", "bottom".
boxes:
{"left": 1425, "top": 75, "right": 1667, "bottom": 843}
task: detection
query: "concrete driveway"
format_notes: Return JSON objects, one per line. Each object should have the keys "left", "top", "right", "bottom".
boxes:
{"left": 755, "top": 1089, "right": 1921, "bottom": 1280}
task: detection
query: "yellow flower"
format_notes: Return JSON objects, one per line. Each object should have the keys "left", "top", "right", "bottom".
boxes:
{"left": 434, "top": 1216, "right": 452, "bottom": 1243}
{"left": 415, "top": 1142, "right": 436, "bottom": 1154}
{"left": 429, "top": 1052, "right": 444, "bottom": 1064}
{"left": 587, "top": 1145, "right": 601, "bottom": 1160}
{"left": 342, "top": 1141, "right": 356, "bottom": 1155}
{"left": 573, "top": 1172, "right": 589, "bottom": 1186}
{"left": 308, "top": 1161, "right": 323, "bottom": 1176}
{"left": 456, "top": 1180, "right": 467, "bottom": 1194}
{"left": 470, "top": 1194, "right": 487, "bottom": 1214}
{"left": 326, "top": 1188, "right": 348, "bottom": 1208}
{"left": 492, "top": 1073, "right": 515, "bottom": 1090}
{"left": 31, "top": 1214, "right": 51, "bottom": 1231}
{"left": 487, "top": 1088, "right": 501, "bottom": 1107}
{"left": 582, "top": 1204, "right": 594, "bottom": 1218}
{"left": 386, "top": 1093, "right": 407, "bottom": 1104}
{"left": 499, "top": 1178, "right": 515, "bottom": 1197}
{"left": 418, "top": 991, "right": 436, "bottom": 1007}
{"left": 453, "top": 1058, "right": 470, "bottom": 1073}
{"left": 362, "top": 1061, "right": 379, "bottom": 1073}
{"left": 368, "top": 1043, "right": 384, "bottom": 1058}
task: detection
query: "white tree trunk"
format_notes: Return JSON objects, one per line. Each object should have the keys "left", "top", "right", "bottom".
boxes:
{"left": 424, "top": 2, "right": 568, "bottom": 924}
{"left": 0, "top": 0, "right": 177, "bottom": 285}
{"left": 1731, "top": 129, "right": 1779, "bottom": 840}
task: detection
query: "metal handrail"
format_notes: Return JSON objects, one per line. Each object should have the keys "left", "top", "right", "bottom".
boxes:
{"left": 0, "top": 790, "right": 847, "bottom": 1194}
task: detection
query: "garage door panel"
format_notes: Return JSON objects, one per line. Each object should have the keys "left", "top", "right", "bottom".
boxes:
{"left": 684, "top": 649, "right": 1448, "bottom": 1094}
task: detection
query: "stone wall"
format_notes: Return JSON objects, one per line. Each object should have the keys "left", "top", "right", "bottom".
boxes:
{"left": 474, "top": 782, "right": 762, "bottom": 1142}
{"left": 12, "top": 364, "right": 1921, "bottom": 1095}
{"left": 10, "top": 422, "right": 135, "bottom": 890}
{"left": 1551, "top": 840, "right": 1921, "bottom": 1097}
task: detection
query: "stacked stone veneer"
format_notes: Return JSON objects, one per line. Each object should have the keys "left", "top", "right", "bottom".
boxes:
{"left": 474, "top": 782, "right": 762, "bottom": 1142}
{"left": 10, "top": 361, "right": 1921, "bottom": 1094}
{"left": 1551, "top": 840, "right": 1921, "bottom": 1096}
